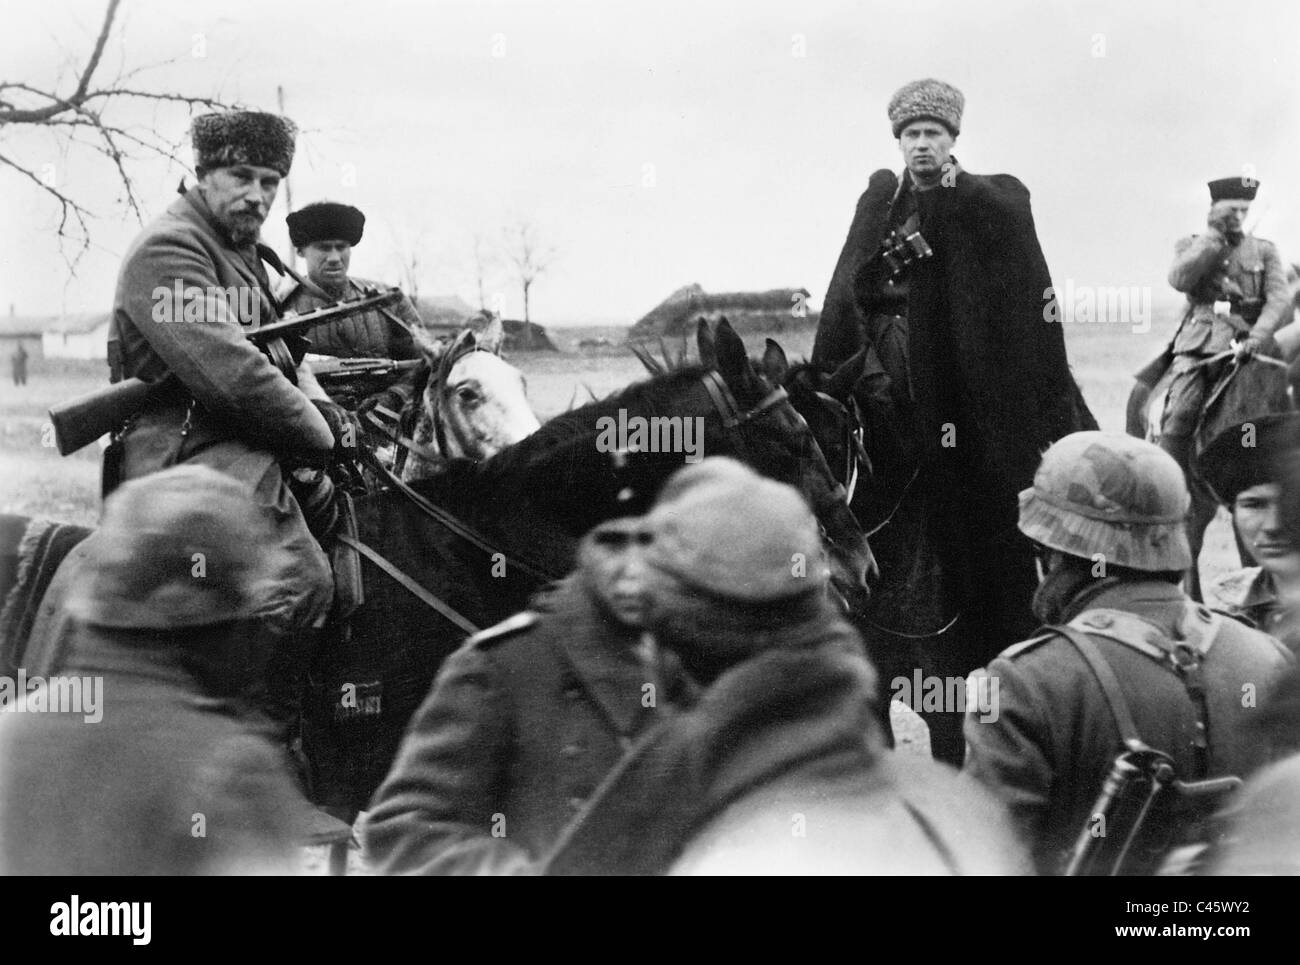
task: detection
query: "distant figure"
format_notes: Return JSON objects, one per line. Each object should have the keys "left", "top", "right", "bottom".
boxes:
{"left": 1156, "top": 176, "right": 1291, "bottom": 482}
{"left": 0, "top": 466, "right": 309, "bottom": 875}
{"left": 10, "top": 341, "right": 27, "bottom": 386}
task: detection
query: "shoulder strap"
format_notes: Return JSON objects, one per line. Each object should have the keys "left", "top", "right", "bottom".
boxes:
{"left": 1049, "top": 624, "right": 1142, "bottom": 745}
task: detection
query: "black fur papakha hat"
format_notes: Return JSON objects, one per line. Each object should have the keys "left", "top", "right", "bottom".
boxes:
{"left": 1208, "top": 177, "right": 1260, "bottom": 203}
{"left": 287, "top": 202, "right": 366, "bottom": 248}
{"left": 1197, "top": 412, "right": 1300, "bottom": 505}
{"left": 191, "top": 111, "right": 297, "bottom": 176}
{"left": 888, "top": 78, "right": 964, "bottom": 137}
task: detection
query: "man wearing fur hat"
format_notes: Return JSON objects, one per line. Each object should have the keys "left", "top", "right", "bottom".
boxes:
{"left": 814, "top": 78, "right": 1096, "bottom": 765}
{"left": 1152, "top": 177, "right": 1291, "bottom": 480}
{"left": 26, "top": 111, "right": 352, "bottom": 739}
{"left": 1201, "top": 413, "right": 1300, "bottom": 652}
{"left": 280, "top": 201, "right": 424, "bottom": 415}
{"left": 543, "top": 458, "right": 1027, "bottom": 876}
{"left": 362, "top": 516, "right": 674, "bottom": 875}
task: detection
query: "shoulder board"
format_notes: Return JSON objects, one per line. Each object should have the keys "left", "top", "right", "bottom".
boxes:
{"left": 998, "top": 631, "right": 1059, "bottom": 660}
{"left": 1068, "top": 608, "right": 1170, "bottom": 662}
{"left": 465, "top": 611, "right": 538, "bottom": 649}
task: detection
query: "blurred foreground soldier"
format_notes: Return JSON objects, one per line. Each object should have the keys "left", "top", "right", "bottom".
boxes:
{"left": 362, "top": 517, "right": 668, "bottom": 875}
{"left": 282, "top": 201, "right": 423, "bottom": 417}
{"left": 0, "top": 467, "right": 306, "bottom": 875}
{"left": 1156, "top": 177, "right": 1290, "bottom": 479}
{"left": 23, "top": 110, "right": 340, "bottom": 735}
{"left": 964, "top": 432, "right": 1293, "bottom": 875}
{"left": 1206, "top": 650, "right": 1300, "bottom": 873}
{"left": 10, "top": 341, "right": 28, "bottom": 386}
{"left": 1201, "top": 413, "right": 1300, "bottom": 652}
{"left": 813, "top": 78, "right": 1096, "bottom": 764}
{"left": 544, "top": 458, "right": 1027, "bottom": 876}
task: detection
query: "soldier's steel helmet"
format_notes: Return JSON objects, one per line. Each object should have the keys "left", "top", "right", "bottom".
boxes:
{"left": 67, "top": 465, "right": 282, "bottom": 629}
{"left": 1018, "top": 431, "right": 1192, "bottom": 572}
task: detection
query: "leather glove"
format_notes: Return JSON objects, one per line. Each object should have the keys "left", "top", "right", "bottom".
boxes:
{"left": 311, "top": 398, "right": 364, "bottom": 459}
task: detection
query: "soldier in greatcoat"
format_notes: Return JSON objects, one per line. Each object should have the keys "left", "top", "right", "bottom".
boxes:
{"left": 25, "top": 110, "right": 352, "bottom": 736}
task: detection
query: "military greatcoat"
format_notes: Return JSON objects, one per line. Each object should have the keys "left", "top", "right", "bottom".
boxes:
{"left": 362, "top": 576, "right": 667, "bottom": 875}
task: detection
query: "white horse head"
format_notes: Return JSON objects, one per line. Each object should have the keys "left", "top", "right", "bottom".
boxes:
{"left": 402, "top": 314, "right": 540, "bottom": 480}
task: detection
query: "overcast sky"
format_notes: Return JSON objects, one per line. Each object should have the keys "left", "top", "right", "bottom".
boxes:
{"left": 2, "top": 0, "right": 1298, "bottom": 325}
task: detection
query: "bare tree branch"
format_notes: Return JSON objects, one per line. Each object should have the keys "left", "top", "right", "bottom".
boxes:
{"left": 0, "top": 150, "right": 93, "bottom": 269}
{"left": 0, "top": 0, "right": 120, "bottom": 124}
{"left": 0, "top": 0, "right": 235, "bottom": 271}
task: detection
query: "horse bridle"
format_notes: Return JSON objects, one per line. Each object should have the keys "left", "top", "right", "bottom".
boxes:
{"left": 373, "top": 340, "right": 496, "bottom": 475}
{"left": 426, "top": 340, "right": 494, "bottom": 459}
{"left": 698, "top": 370, "right": 852, "bottom": 509}
{"left": 811, "top": 388, "right": 867, "bottom": 506}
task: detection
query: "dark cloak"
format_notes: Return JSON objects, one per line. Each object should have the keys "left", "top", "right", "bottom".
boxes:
{"left": 815, "top": 168, "right": 1098, "bottom": 755}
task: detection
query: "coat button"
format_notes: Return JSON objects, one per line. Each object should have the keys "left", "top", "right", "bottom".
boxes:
{"left": 567, "top": 796, "right": 584, "bottom": 811}
{"left": 561, "top": 744, "right": 583, "bottom": 758}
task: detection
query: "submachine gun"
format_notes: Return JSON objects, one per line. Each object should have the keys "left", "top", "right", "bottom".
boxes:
{"left": 1063, "top": 738, "right": 1241, "bottom": 876}
{"left": 49, "top": 288, "right": 403, "bottom": 456}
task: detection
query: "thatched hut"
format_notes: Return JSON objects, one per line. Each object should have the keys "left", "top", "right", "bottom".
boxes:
{"left": 629, "top": 283, "right": 816, "bottom": 339}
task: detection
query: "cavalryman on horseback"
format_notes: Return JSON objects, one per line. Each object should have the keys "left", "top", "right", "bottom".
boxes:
{"left": 1157, "top": 176, "right": 1292, "bottom": 481}
{"left": 24, "top": 110, "right": 363, "bottom": 740}
{"left": 814, "top": 78, "right": 1096, "bottom": 764}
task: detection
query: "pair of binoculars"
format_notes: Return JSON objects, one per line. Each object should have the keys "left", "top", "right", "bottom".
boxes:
{"left": 880, "top": 226, "right": 934, "bottom": 276}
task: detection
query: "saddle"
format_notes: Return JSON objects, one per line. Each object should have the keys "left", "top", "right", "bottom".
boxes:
{"left": 0, "top": 517, "right": 93, "bottom": 677}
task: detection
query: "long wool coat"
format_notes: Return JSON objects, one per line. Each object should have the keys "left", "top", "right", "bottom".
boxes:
{"left": 22, "top": 188, "right": 334, "bottom": 690}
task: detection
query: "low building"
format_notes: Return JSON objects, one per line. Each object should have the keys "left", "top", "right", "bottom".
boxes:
{"left": 629, "top": 283, "right": 817, "bottom": 339}
{"left": 41, "top": 313, "right": 111, "bottom": 360}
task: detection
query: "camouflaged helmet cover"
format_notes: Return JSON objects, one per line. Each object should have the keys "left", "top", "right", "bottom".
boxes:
{"left": 1019, "top": 431, "right": 1192, "bottom": 572}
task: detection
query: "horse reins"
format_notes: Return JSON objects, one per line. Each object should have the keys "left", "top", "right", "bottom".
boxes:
{"left": 700, "top": 368, "right": 862, "bottom": 564}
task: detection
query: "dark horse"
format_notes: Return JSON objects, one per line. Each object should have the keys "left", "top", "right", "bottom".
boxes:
{"left": 2, "top": 318, "right": 873, "bottom": 818}
{"left": 754, "top": 339, "right": 994, "bottom": 765}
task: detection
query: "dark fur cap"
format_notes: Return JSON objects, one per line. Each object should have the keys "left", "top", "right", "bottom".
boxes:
{"left": 191, "top": 110, "right": 297, "bottom": 176}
